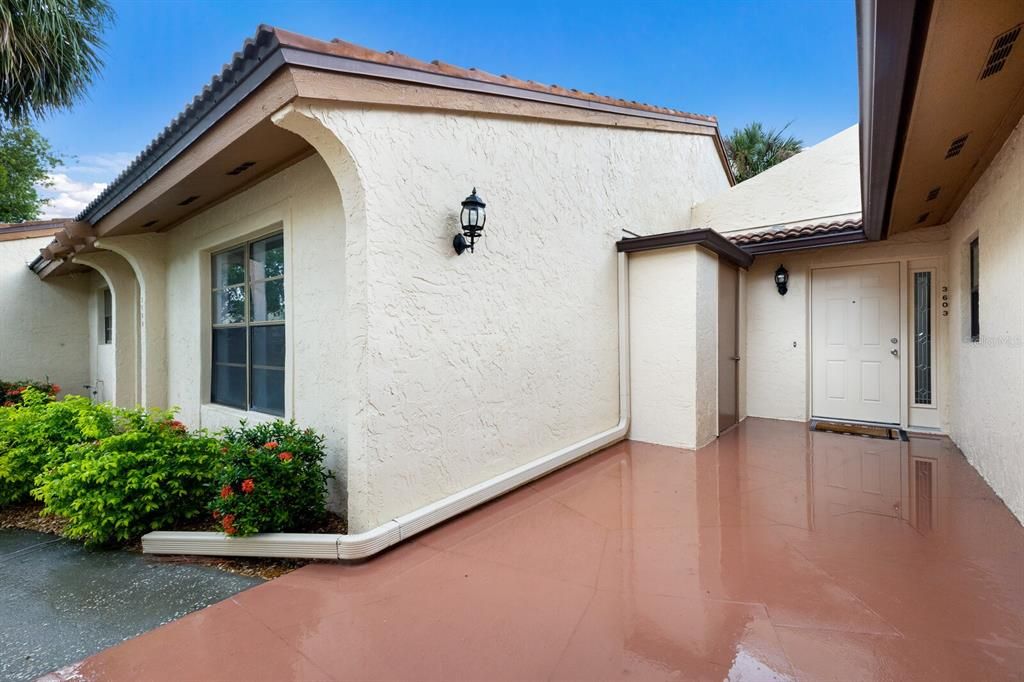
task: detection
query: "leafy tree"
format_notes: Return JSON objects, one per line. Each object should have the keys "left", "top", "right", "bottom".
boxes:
{"left": 0, "top": 124, "right": 62, "bottom": 222}
{"left": 725, "top": 122, "right": 803, "bottom": 183}
{"left": 0, "top": 0, "right": 114, "bottom": 123}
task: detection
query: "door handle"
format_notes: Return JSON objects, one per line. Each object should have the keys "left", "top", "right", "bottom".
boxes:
{"left": 731, "top": 356, "right": 741, "bottom": 361}
{"left": 890, "top": 348, "right": 899, "bottom": 357}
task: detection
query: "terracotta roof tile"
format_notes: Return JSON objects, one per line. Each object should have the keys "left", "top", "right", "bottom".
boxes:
{"left": 273, "top": 27, "right": 717, "bottom": 123}
{"left": 727, "top": 217, "right": 864, "bottom": 246}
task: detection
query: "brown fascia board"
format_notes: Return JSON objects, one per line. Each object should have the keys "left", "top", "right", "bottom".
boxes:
{"left": 616, "top": 228, "right": 754, "bottom": 269}
{"left": 857, "top": 0, "right": 933, "bottom": 241}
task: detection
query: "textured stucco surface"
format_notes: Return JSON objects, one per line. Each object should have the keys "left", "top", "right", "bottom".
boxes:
{"left": 690, "top": 125, "right": 862, "bottom": 234}
{"left": 744, "top": 227, "right": 950, "bottom": 424}
{"left": 0, "top": 237, "right": 90, "bottom": 395}
{"left": 627, "top": 246, "right": 718, "bottom": 450}
{"left": 944, "top": 118, "right": 1024, "bottom": 523}
{"left": 280, "top": 101, "right": 729, "bottom": 531}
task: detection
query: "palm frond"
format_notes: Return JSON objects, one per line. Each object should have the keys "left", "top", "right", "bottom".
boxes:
{"left": 0, "top": 0, "right": 114, "bottom": 124}
{"left": 725, "top": 121, "right": 803, "bottom": 182}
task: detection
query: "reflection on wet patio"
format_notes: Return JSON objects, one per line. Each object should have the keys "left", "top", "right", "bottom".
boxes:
{"left": 46, "top": 418, "right": 1024, "bottom": 681}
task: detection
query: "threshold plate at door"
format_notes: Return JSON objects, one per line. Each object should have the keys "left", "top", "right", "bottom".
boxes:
{"left": 810, "top": 420, "right": 907, "bottom": 441}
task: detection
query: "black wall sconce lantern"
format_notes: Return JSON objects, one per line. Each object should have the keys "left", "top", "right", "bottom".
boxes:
{"left": 774, "top": 264, "right": 789, "bottom": 296}
{"left": 453, "top": 188, "right": 486, "bottom": 255}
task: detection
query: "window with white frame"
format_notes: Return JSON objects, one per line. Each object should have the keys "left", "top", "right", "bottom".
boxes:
{"left": 210, "top": 233, "right": 285, "bottom": 415}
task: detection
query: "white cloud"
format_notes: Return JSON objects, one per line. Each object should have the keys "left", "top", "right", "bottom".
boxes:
{"left": 37, "top": 173, "right": 107, "bottom": 219}
{"left": 35, "top": 152, "right": 132, "bottom": 219}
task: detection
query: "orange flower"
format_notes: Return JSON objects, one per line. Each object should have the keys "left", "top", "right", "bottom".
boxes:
{"left": 168, "top": 420, "right": 186, "bottom": 431}
{"left": 212, "top": 510, "right": 221, "bottom": 519}
{"left": 50, "top": 384, "right": 61, "bottom": 394}
{"left": 278, "top": 451, "right": 293, "bottom": 462}
{"left": 264, "top": 441, "right": 279, "bottom": 450}
{"left": 241, "top": 479, "right": 255, "bottom": 494}
{"left": 2, "top": 401, "right": 13, "bottom": 407}
{"left": 221, "top": 514, "right": 236, "bottom": 534}
{"left": 220, "top": 446, "right": 229, "bottom": 454}
{"left": 220, "top": 485, "right": 233, "bottom": 499}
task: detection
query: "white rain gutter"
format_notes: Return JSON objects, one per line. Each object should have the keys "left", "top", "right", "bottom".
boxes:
{"left": 143, "top": 253, "right": 631, "bottom": 560}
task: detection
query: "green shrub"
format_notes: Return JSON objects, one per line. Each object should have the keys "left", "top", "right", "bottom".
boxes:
{"left": 33, "top": 410, "right": 222, "bottom": 546}
{"left": 210, "top": 420, "right": 332, "bottom": 536}
{"left": 1, "top": 379, "right": 59, "bottom": 407}
{"left": 0, "top": 388, "right": 114, "bottom": 506}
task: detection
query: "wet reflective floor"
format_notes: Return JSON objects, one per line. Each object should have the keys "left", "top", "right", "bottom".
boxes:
{"left": 45, "top": 419, "right": 1024, "bottom": 681}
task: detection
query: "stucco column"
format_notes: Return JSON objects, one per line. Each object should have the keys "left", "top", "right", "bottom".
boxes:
{"left": 271, "top": 101, "right": 372, "bottom": 530}
{"left": 72, "top": 251, "right": 140, "bottom": 407}
{"left": 93, "top": 234, "right": 168, "bottom": 408}
{"left": 628, "top": 245, "right": 719, "bottom": 449}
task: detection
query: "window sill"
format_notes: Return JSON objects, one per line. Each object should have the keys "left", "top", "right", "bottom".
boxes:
{"left": 200, "top": 402, "right": 280, "bottom": 432}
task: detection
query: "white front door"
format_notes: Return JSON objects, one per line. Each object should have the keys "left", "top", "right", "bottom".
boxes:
{"left": 812, "top": 263, "right": 900, "bottom": 424}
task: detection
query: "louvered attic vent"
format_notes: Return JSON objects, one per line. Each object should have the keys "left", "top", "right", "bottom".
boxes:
{"left": 980, "top": 24, "right": 1021, "bottom": 80}
{"left": 945, "top": 134, "right": 968, "bottom": 159}
{"left": 926, "top": 187, "right": 941, "bottom": 201}
{"left": 177, "top": 195, "right": 200, "bottom": 206}
{"left": 916, "top": 212, "right": 930, "bottom": 224}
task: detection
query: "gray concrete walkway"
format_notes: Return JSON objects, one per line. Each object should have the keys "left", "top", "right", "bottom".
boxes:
{"left": 0, "top": 529, "right": 260, "bottom": 681}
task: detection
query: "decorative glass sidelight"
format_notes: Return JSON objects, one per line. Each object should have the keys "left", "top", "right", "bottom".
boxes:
{"left": 913, "top": 271, "right": 932, "bottom": 405}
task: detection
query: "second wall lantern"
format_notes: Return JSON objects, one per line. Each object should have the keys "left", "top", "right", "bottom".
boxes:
{"left": 453, "top": 188, "right": 486, "bottom": 255}
{"left": 775, "top": 264, "right": 789, "bottom": 296}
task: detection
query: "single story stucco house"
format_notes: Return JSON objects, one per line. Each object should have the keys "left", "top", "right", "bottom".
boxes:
{"left": 2, "top": 0, "right": 1021, "bottom": 556}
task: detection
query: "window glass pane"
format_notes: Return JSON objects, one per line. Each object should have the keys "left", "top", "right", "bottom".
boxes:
{"left": 212, "top": 365, "right": 247, "bottom": 409}
{"left": 913, "top": 272, "right": 932, "bottom": 405}
{"left": 970, "top": 238, "right": 980, "bottom": 341}
{"left": 102, "top": 289, "right": 112, "bottom": 345}
{"left": 213, "top": 327, "right": 247, "bottom": 365}
{"left": 250, "top": 368, "right": 284, "bottom": 415}
{"left": 250, "top": 233, "right": 284, "bottom": 280}
{"left": 250, "top": 325, "right": 285, "bottom": 368}
{"left": 250, "top": 279, "right": 285, "bottom": 322}
{"left": 213, "top": 247, "right": 246, "bottom": 288}
{"left": 213, "top": 285, "right": 246, "bottom": 324}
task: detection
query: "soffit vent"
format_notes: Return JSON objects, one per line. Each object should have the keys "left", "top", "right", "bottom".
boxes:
{"left": 916, "top": 212, "right": 930, "bottom": 224}
{"left": 980, "top": 24, "right": 1021, "bottom": 80}
{"left": 177, "top": 195, "right": 200, "bottom": 206}
{"left": 227, "top": 161, "right": 256, "bottom": 176}
{"left": 142, "top": 219, "right": 158, "bottom": 228}
{"left": 945, "top": 134, "right": 968, "bottom": 159}
{"left": 926, "top": 187, "right": 941, "bottom": 201}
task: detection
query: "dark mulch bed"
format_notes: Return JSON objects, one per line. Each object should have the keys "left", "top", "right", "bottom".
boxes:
{"left": 0, "top": 502, "right": 347, "bottom": 581}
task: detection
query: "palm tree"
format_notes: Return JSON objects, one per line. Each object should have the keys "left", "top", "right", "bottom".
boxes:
{"left": 0, "top": 0, "right": 114, "bottom": 123}
{"left": 725, "top": 122, "right": 803, "bottom": 182}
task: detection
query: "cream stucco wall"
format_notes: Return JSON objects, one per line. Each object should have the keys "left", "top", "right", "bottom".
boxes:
{"left": 273, "top": 101, "right": 729, "bottom": 531}
{"left": 0, "top": 237, "right": 91, "bottom": 396}
{"left": 690, "top": 125, "right": 862, "bottom": 234}
{"left": 943, "top": 117, "right": 1024, "bottom": 523}
{"left": 744, "top": 227, "right": 951, "bottom": 426}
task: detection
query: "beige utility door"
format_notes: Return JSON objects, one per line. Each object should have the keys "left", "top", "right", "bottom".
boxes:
{"left": 812, "top": 263, "right": 900, "bottom": 424}
{"left": 718, "top": 262, "right": 739, "bottom": 433}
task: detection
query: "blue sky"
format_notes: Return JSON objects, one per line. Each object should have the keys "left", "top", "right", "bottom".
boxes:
{"left": 37, "top": 0, "right": 858, "bottom": 217}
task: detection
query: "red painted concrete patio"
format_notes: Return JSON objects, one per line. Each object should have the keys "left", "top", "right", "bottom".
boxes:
{"left": 45, "top": 419, "right": 1024, "bottom": 681}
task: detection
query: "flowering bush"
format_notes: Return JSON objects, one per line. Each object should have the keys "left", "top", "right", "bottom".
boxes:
{"left": 0, "top": 388, "right": 114, "bottom": 506}
{"left": 210, "top": 420, "right": 332, "bottom": 536}
{"left": 33, "top": 409, "right": 222, "bottom": 546}
{"left": 1, "top": 379, "right": 59, "bottom": 407}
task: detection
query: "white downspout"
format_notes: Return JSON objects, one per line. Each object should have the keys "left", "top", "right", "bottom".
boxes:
{"left": 142, "top": 253, "right": 631, "bottom": 560}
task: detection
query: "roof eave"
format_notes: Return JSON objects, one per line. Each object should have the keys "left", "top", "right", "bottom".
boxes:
{"left": 616, "top": 228, "right": 753, "bottom": 269}
{"left": 857, "top": 0, "right": 933, "bottom": 241}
